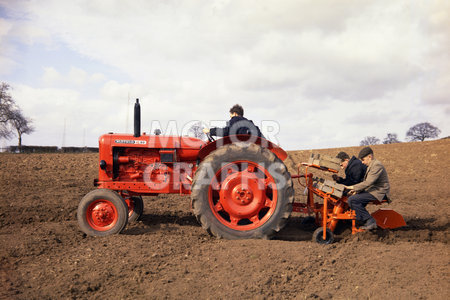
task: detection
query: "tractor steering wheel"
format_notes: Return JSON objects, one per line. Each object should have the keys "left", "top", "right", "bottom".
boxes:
{"left": 206, "top": 132, "right": 215, "bottom": 143}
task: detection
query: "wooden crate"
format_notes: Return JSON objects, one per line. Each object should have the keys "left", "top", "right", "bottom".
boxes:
{"left": 308, "top": 153, "right": 341, "bottom": 171}
{"left": 316, "top": 179, "right": 345, "bottom": 198}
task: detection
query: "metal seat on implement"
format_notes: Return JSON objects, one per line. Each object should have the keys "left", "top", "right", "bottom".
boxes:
{"left": 370, "top": 198, "right": 406, "bottom": 229}
{"left": 372, "top": 199, "right": 389, "bottom": 205}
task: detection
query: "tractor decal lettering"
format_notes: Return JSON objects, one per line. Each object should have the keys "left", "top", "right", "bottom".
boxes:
{"left": 114, "top": 140, "right": 147, "bottom": 145}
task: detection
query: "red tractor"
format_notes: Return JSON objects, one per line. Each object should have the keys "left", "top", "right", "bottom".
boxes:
{"left": 78, "top": 99, "right": 405, "bottom": 242}
{"left": 77, "top": 99, "right": 294, "bottom": 239}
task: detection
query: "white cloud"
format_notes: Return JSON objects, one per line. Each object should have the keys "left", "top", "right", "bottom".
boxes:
{"left": 0, "top": 56, "right": 16, "bottom": 76}
{"left": 0, "top": 17, "right": 13, "bottom": 40}
{"left": 67, "top": 67, "right": 88, "bottom": 86}
{"left": 10, "top": 83, "right": 132, "bottom": 147}
{"left": 41, "top": 67, "right": 61, "bottom": 85}
{"left": 0, "top": 0, "right": 449, "bottom": 149}
{"left": 420, "top": 0, "right": 450, "bottom": 110}
{"left": 41, "top": 66, "right": 107, "bottom": 88}
{"left": 0, "top": 18, "right": 16, "bottom": 76}
{"left": 91, "top": 72, "right": 106, "bottom": 82}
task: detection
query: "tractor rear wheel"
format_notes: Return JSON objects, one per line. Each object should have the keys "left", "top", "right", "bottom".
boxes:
{"left": 77, "top": 189, "right": 128, "bottom": 236}
{"left": 191, "top": 143, "right": 294, "bottom": 239}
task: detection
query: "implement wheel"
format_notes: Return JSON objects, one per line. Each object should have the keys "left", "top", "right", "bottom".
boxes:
{"left": 191, "top": 143, "right": 294, "bottom": 239}
{"left": 312, "top": 227, "right": 334, "bottom": 244}
{"left": 77, "top": 189, "right": 128, "bottom": 236}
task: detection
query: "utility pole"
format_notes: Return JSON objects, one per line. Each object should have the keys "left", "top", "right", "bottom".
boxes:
{"left": 62, "top": 118, "right": 66, "bottom": 148}
{"left": 1, "top": 138, "right": 6, "bottom": 152}
{"left": 83, "top": 128, "right": 86, "bottom": 148}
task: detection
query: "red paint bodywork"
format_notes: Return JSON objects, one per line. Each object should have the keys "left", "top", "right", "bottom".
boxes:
{"left": 95, "top": 133, "right": 287, "bottom": 196}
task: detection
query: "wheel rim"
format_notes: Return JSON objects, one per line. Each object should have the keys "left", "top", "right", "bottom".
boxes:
{"left": 208, "top": 161, "right": 278, "bottom": 230}
{"left": 86, "top": 199, "right": 118, "bottom": 231}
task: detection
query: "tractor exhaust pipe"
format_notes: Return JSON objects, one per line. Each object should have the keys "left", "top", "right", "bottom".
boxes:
{"left": 134, "top": 98, "right": 141, "bottom": 137}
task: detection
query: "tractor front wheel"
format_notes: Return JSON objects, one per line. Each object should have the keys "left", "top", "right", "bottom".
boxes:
{"left": 77, "top": 189, "right": 128, "bottom": 236}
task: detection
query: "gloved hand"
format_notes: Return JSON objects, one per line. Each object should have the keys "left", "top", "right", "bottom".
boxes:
{"left": 332, "top": 174, "right": 339, "bottom": 181}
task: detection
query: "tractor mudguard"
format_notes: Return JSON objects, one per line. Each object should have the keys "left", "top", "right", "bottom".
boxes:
{"left": 198, "top": 135, "right": 288, "bottom": 162}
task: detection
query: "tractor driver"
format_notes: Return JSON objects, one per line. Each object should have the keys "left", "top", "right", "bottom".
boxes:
{"left": 332, "top": 151, "right": 367, "bottom": 186}
{"left": 345, "top": 147, "right": 391, "bottom": 230}
{"left": 202, "top": 104, "right": 263, "bottom": 138}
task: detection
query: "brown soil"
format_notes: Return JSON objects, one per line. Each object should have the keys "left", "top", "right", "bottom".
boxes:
{"left": 1, "top": 139, "right": 449, "bottom": 299}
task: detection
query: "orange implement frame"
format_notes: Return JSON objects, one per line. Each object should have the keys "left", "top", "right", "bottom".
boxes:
{"left": 292, "top": 163, "right": 406, "bottom": 244}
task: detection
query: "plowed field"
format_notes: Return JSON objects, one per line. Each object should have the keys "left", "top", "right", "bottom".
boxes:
{"left": 1, "top": 139, "right": 449, "bottom": 299}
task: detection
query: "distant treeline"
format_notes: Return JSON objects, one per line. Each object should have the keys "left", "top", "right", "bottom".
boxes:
{"left": 6, "top": 146, "right": 99, "bottom": 153}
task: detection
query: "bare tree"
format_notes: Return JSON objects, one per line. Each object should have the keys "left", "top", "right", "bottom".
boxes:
{"left": 406, "top": 122, "right": 441, "bottom": 142}
{"left": 0, "top": 82, "right": 15, "bottom": 139}
{"left": 360, "top": 136, "right": 380, "bottom": 146}
{"left": 9, "top": 109, "right": 35, "bottom": 152}
{"left": 383, "top": 133, "right": 401, "bottom": 144}
{"left": 187, "top": 121, "right": 206, "bottom": 140}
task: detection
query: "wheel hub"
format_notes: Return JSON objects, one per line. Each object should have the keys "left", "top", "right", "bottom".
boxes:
{"left": 219, "top": 171, "right": 265, "bottom": 219}
{"left": 232, "top": 186, "right": 254, "bottom": 205}
{"left": 88, "top": 200, "right": 117, "bottom": 228}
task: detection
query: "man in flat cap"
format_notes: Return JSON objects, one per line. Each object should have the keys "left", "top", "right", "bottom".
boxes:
{"left": 345, "top": 147, "right": 391, "bottom": 230}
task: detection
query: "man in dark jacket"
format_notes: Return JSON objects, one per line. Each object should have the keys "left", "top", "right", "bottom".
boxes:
{"left": 203, "top": 104, "right": 263, "bottom": 138}
{"left": 345, "top": 147, "right": 391, "bottom": 230}
{"left": 332, "top": 151, "right": 367, "bottom": 186}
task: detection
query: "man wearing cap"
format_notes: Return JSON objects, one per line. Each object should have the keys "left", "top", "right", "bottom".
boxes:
{"left": 345, "top": 147, "right": 391, "bottom": 230}
{"left": 332, "top": 151, "right": 367, "bottom": 186}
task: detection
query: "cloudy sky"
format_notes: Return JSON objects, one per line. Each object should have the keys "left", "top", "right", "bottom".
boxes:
{"left": 0, "top": 0, "right": 448, "bottom": 150}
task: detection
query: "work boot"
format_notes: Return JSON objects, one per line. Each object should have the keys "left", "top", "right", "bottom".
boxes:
{"left": 360, "top": 217, "right": 377, "bottom": 230}
{"left": 355, "top": 219, "right": 365, "bottom": 227}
